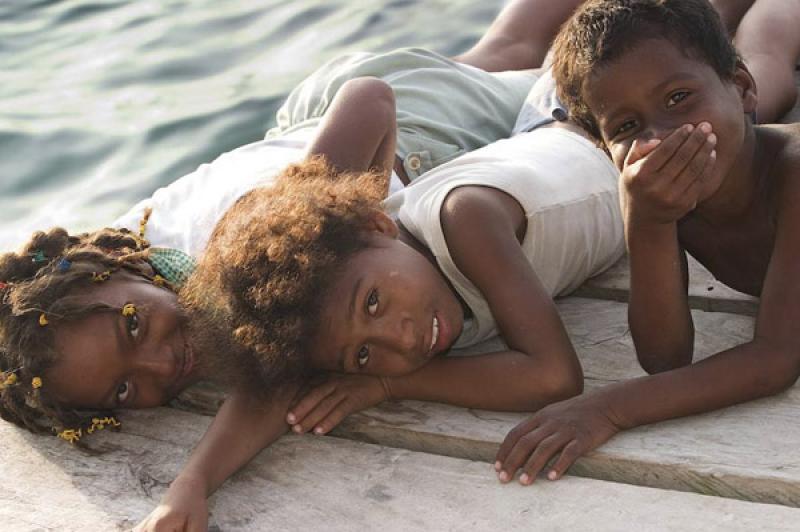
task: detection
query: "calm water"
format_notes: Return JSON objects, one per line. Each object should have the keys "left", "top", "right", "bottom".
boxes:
{"left": 0, "top": 0, "right": 506, "bottom": 251}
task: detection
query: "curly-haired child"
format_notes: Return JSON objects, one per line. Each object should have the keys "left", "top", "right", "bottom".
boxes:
{"left": 493, "top": 0, "right": 800, "bottom": 487}
{"left": 150, "top": 98, "right": 625, "bottom": 530}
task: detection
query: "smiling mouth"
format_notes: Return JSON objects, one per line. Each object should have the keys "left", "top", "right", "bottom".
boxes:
{"left": 427, "top": 315, "right": 440, "bottom": 356}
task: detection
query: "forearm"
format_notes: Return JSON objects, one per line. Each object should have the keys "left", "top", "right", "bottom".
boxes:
{"left": 176, "top": 387, "right": 294, "bottom": 496}
{"left": 626, "top": 221, "right": 694, "bottom": 372}
{"left": 600, "top": 340, "right": 798, "bottom": 429}
{"left": 387, "top": 350, "right": 580, "bottom": 412}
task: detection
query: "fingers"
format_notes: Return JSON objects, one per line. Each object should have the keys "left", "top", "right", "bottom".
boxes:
{"left": 291, "top": 390, "right": 345, "bottom": 434}
{"left": 286, "top": 381, "right": 335, "bottom": 426}
{"left": 546, "top": 440, "right": 583, "bottom": 481}
{"left": 520, "top": 431, "right": 572, "bottom": 484}
{"left": 632, "top": 124, "right": 694, "bottom": 171}
{"left": 626, "top": 138, "right": 661, "bottom": 167}
{"left": 495, "top": 417, "right": 540, "bottom": 474}
{"left": 659, "top": 122, "right": 716, "bottom": 187}
{"left": 497, "top": 423, "right": 552, "bottom": 483}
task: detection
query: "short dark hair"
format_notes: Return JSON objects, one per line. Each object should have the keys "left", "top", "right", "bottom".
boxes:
{"left": 552, "top": 0, "right": 739, "bottom": 140}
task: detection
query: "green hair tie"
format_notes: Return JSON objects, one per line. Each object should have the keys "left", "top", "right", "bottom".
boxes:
{"left": 147, "top": 247, "right": 197, "bottom": 289}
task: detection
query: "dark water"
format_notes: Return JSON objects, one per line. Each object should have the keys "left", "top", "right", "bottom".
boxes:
{"left": 0, "top": 0, "right": 506, "bottom": 250}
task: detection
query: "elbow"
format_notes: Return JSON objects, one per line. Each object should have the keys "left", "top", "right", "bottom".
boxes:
{"left": 759, "top": 345, "right": 800, "bottom": 395}
{"left": 540, "top": 361, "right": 584, "bottom": 404}
{"left": 340, "top": 77, "right": 395, "bottom": 113}
{"left": 638, "top": 350, "right": 693, "bottom": 375}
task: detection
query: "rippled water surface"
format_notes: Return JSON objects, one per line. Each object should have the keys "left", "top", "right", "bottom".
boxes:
{"left": 0, "top": 0, "right": 506, "bottom": 250}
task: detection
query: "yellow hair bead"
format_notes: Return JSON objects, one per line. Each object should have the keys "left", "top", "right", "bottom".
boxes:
{"left": 91, "top": 271, "right": 111, "bottom": 283}
{"left": 39, "top": 313, "right": 48, "bottom": 326}
{"left": 152, "top": 275, "right": 166, "bottom": 287}
{"left": 121, "top": 304, "right": 136, "bottom": 317}
{"left": 31, "top": 377, "right": 42, "bottom": 389}
{"left": 0, "top": 372, "right": 16, "bottom": 390}
{"left": 57, "top": 428, "right": 82, "bottom": 444}
{"left": 87, "top": 416, "right": 121, "bottom": 434}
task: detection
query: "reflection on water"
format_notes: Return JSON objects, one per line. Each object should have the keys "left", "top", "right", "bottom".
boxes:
{"left": 0, "top": 0, "right": 504, "bottom": 250}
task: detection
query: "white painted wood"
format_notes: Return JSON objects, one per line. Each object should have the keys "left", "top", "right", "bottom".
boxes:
{"left": 2, "top": 407, "right": 799, "bottom": 532}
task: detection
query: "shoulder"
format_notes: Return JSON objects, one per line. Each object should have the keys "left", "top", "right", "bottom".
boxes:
{"left": 440, "top": 186, "right": 527, "bottom": 270}
{"left": 441, "top": 185, "right": 525, "bottom": 238}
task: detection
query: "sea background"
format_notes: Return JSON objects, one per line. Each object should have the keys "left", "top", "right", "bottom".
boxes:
{"left": 0, "top": 0, "right": 508, "bottom": 251}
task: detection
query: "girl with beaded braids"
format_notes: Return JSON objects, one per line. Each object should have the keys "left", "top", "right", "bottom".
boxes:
{"left": 0, "top": 225, "right": 187, "bottom": 445}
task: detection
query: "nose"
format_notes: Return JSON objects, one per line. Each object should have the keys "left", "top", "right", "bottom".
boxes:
{"left": 132, "top": 343, "right": 177, "bottom": 386}
{"left": 370, "top": 313, "right": 417, "bottom": 355}
{"left": 640, "top": 116, "right": 681, "bottom": 143}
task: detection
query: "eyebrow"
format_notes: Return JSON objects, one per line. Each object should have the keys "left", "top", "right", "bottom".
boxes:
{"left": 337, "top": 276, "right": 364, "bottom": 372}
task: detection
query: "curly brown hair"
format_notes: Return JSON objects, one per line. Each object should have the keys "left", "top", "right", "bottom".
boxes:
{"left": 0, "top": 226, "right": 156, "bottom": 443}
{"left": 187, "top": 156, "right": 385, "bottom": 393}
{"left": 551, "top": 0, "right": 739, "bottom": 141}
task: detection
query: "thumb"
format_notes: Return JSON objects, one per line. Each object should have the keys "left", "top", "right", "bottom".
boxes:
{"left": 625, "top": 138, "right": 661, "bottom": 166}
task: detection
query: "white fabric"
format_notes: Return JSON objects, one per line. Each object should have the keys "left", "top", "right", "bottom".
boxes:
{"left": 112, "top": 127, "right": 404, "bottom": 257}
{"left": 386, "top": 128, "right": 624, "bottom": 348}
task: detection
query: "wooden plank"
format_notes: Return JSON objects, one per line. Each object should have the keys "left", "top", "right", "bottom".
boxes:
{"left": 328, "top": 299, "right": 800, "bottom": 506}
{"left": 2, "top": 406, "right": 799, "bottom": 531}
{"left": 574, "top": 255, "right": 758, "bottom": 316}
{"left": 172, "top": 298, "right": 800, "bottom": 507}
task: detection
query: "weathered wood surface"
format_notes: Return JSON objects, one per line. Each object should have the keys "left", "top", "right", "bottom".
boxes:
{"left": 574, "top": 255, "right": 759, "bottom": 316}
{"left": 175, "top": 298, "right": 800, "bottom": 507}
{"left": 2, "top": 406, "right": 799, "bottom": 532}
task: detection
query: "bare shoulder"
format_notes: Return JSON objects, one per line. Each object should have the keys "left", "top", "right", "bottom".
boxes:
{"left": 440, "top": 185, "right": 526, "bottom": 247}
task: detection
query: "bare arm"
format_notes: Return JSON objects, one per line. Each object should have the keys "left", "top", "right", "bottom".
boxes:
{"left": 453, "top": 0, "right": 586, "bottom": 71}
{"left": 134, "top": 387, "right": 296, "bottom": 531}
{"left": 495, "top": 162, "right": 800, "bottom": 485}
{"left": 306, "top": 76, "right": 397, "bottom": 192}
{"left": 626, "top": 221, "right": 694, "bottom": 372}
{"left": 387, "top": 185, "right": 582, "bottom": 410}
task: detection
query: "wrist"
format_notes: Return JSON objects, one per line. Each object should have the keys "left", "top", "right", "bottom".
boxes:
{"left": 171, "top": 470, "right": 210, "bottom": 497}
{"left": 379, "top": 376, "right": 394, "bottom": 401}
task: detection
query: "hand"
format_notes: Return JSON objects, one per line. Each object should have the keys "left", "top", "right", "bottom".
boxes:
{"left": 620, "top": 122, "right": 716, "bottom": 226}
{"left": 132, "top": 474, "right": 208, "bottom": 532}
{"left": 286, "top": 373, "right": 389, "bottom": 435}
{"left": 494, "top": 392, "right": 624, "bottom": 485}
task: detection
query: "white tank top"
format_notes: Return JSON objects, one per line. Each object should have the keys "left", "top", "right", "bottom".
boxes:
{"left": 386, "top": 127, "right": 624, "bottom": 348}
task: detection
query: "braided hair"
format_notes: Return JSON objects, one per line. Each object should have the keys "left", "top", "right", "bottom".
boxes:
{"left": 0, "top": 225, "right": 157, "bottom": 444}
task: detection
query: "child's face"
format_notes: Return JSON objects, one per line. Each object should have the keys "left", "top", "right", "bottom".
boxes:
{"left": 45, "top": 272, "right": 203, "bottom": 410}
{"left": 309, "top": 230, "right": 464, "bottom": 377}
{"left": 585, "top": 38, "right": 755, "bottom": 202}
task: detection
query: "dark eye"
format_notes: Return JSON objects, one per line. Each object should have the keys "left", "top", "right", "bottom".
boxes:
{"left": 357, "top": 345, "right": 370, "bottom": 368}
{"left": 116, "top": 381, "right": 131, "bottom": 404}
{"left": 366, "top": 289, "right": 379, "bottom": 315}
{"left": 614, "top": 120, "right": 637, "bottom": 138}
{"left": 126, "top": 313, "right": 140, "bottom": 339}
{"left": 667, "top": 91, "right": 689, "bottom": 107}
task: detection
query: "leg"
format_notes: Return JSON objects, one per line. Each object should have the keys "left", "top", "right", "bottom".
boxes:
{"left": 452, "top": 0, "right": 586, "bottom": 72}
{"left": 734, "top": 0, "right": 800, "bottom": 123}
{"left": 708, "top": 0, "right": 755, "bottom": 35}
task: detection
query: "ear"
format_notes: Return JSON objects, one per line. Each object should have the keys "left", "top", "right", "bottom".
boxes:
{"left": 733, "top": 60, "right": 758, "bottom": 115}
{"left": 364, "top": 208, "right": 399, "bottom": 238}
